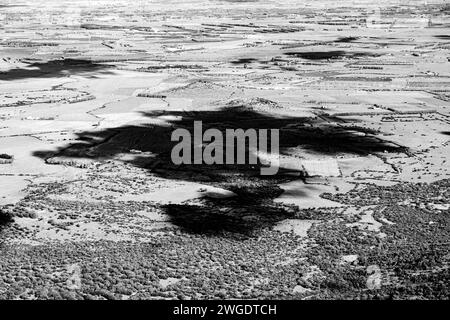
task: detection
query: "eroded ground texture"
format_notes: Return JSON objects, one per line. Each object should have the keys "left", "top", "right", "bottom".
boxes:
{"left": 0, "top": 0, "right": 449, "bottom": 299}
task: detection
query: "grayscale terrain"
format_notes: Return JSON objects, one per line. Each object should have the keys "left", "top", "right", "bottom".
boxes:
{"left": 0, "top": 0, "right": 449, "bottom": 299}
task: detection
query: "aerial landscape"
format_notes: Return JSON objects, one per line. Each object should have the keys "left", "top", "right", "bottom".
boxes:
{"left": 0, "top": 0, "right": 449, "bottom": 300}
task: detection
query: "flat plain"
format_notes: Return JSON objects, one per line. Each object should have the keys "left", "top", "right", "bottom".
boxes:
{"left": 0, "top": 0, "right": 449, "bottom": 299}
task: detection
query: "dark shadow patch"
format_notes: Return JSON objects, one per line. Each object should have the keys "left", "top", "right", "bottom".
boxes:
{"left": 218, "top": 0, "right": 259, "bottom": 2}
{"left": 284, "top": 51, "right": 380, "bottom": 60}
{"left": 0, "top": 153, "right": 14, "bottom": 164}
{"left": 230, "top": 58, "right": 257, "bottom": 65}
{"left": 163, "top": 182, "right": 293, "bottom": 237}
{"left": 441, "top": 131, "right": 450, "bottom": 136}
{"left": 38, "top": 107, "right": 400, "bottom": 165}
{"left": 0, "top": 4, "right": 27, "bottom": 7}
{"left": 335, "top": 36, "right": 359, "bottom": 43}
{"left": 0, "top": 58, "right": 114, "bottom": 81}
{"left": 32, "top": 106, "right": 406, "bottom": 237}
{"left": 435, "top": 35, "right": 450, "bottom": 40}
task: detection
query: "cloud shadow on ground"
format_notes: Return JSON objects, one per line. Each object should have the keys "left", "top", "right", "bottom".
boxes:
{"left": 0, "top": 58, "right": 114, "bottom": 81}
{"left": 32, "top": 104, "right": 406, "bottom": 237}
{"left": 284, "top": 50, "right": 380, "bottom": 60}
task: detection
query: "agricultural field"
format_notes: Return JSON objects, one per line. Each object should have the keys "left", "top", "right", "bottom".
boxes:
{"left": 0, "top": 0, "right": 449, "bottom": 300}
